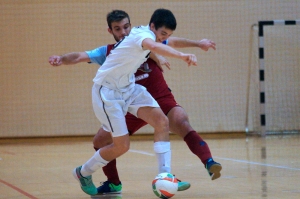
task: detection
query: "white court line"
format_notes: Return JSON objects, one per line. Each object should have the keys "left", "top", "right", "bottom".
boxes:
{"left": 129, "top": 149, "right": 154, "bottom": 156}
{"left": 128, "top": 149, "right": 300, "bottom": 171}
{"left": 215, "top": 156, "right": 300, "bottom": 171}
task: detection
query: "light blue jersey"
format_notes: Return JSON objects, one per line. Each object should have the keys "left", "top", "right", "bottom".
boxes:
{"left": 85, "top": 46, "right": 107, "bottom": 66}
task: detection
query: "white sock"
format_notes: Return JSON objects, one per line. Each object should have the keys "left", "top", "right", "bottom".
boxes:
{"left": 80, "top": 149, "right": 109, "bottom": 177}
{"left": 153, "top": 141, "right": 171, "bottom": 173}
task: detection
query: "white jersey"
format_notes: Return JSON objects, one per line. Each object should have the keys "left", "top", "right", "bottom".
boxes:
{"left": 93, "top": 25, "right": 156, "bottom": 91}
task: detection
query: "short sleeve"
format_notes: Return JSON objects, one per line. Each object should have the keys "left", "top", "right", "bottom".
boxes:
{"left": 85, "top": 46, "right": 107, "bottom": 65}
{"left": 134, "top": 28, "right": 156, "bottom": 49}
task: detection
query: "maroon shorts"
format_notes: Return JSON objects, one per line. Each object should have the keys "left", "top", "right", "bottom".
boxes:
{"left": 126, "top": 91, "right": 179, "bottom": 135}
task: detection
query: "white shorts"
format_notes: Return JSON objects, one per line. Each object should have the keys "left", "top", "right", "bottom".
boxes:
{"left": 92, "top": 83, "right": 159, "bottom": 137}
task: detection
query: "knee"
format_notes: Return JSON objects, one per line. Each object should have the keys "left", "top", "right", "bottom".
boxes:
{"left": 155, "top": 114, "right": 169, "bottom": 131}
{"left": 162, "top": 115, "right": 169, "bottom": 128}
{"left": 115, "top": 140, "right": 130, "bottom": 155}
{"left": 93, "top": 128, "right": 113, "bottom": 149}
{"left": 122, "top": 142, "right": 130, "bottom": 153}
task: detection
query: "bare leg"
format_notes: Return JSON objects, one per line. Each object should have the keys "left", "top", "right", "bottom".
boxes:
{"left": 137, "top": 106, "right": 169, "bottom": 142}
{"left": 93, "top": 128, "right": 113, "bottom": 149}
{"left": 137, "top": 107, "right": 171, "bottom": 173}
{"left": 167, "top": 106, "right": 212, "bottom": 164}
{"left": 99, "top": 133, "right": 130, "bottom": 161}
{"left": 93, "top": 128, "right": 121, "bottom": 185}
{"left": 167, "top": 106, "right": 193, "bottom": 138}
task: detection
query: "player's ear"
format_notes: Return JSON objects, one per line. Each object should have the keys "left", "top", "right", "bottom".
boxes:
{"left": 108, "top": 28, "right": 113, "bottom": 35}
{"left": 150, "top": 23, "right": 155, "bottom": 31}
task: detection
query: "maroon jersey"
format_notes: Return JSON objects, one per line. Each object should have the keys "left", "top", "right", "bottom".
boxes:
{"left": 106, "top": 44, "right": 179, "bottom": 134}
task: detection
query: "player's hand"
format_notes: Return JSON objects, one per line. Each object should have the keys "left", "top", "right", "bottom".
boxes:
{"left": 199, "top": 39, "right": 216, "bottom": 51}
{"left": 48, "top": 55, "right": 62, "bottom": 66}
{"left": 156, "top": 55, "right": 171, "bottom": 72}
{"left": 181, "top": 53, "right": 197, "bottom": 67}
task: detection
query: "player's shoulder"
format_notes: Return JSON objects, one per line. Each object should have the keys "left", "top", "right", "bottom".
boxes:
{"left": 134, "top": 25, "right": 148, "bottom": 29}
{"left": 88, "top": 45, "right": 107, "bottom": 52}
{"left": 132, "top": 25, "right": 150, "bottom": 33}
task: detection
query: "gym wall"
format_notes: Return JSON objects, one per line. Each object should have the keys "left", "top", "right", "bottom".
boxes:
{"left": 0, "top": 0, "right": 299, "bottom": 137}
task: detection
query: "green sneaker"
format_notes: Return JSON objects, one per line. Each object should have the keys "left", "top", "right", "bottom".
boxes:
{"left": 73, "top": 166, "right": 98, "bottom": 195}
{"left": 173, "top": 175, "right": 191, "bottom": 191}
{"left": 177, "top": 181, "right": 191, "bottom": 191}
{"left": 205, "top": 158, "right": 222, "bottom": 180}
{"left": 95, "top": 181, "right": 122, "bottom": 195}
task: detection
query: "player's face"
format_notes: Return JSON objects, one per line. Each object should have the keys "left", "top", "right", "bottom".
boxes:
{"left": 150, "top": 23, "right": 173, "bottom": 43}
{"left": 108, "top": 18, "right": 131, "bottom": 42}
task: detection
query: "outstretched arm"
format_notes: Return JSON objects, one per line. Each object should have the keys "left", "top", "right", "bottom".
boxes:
{"left": 142, "top": 38, "right": 197, "bottom": 67}
{"left": 167, "top": 37, "right": 216, "bottom": 51}
{"left": 48, "top": 52, "right": 90, "bottom": 66}
{"left": 149, "top": 53, "right": 171, "bottom": 71}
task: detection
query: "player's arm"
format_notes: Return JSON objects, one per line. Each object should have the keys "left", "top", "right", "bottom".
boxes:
{"left": 48, "top": 52, "right": 90, "bottom": 66}
{"left": 149, "top": 53, "right": 170, "bottom": 71}
{"left": 167, "top": 37, "right": 216, "bottom": 51}
{"left": 142, "top": 38, "right": 197, "bottom": 66}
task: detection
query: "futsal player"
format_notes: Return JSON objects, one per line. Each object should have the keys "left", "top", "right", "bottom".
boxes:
{"left": 90, "top": 10, "right": 222, "bottom": 195}
{"left": 50, "top": 9, "right": 222, "bottom": 195}
{"left": 49, "top": 8, "right": 197, "bottom": 196}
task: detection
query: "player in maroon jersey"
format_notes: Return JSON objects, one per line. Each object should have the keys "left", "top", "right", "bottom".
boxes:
{"left": 49, "top": 10, "right": 221, "bottom": 195}
{"left": 92, "top": 10, "right": 222, "bottom": 194}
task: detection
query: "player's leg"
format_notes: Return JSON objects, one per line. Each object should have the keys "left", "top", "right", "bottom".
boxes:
{"left": 167, "top": 106, "right": 222, "bottom": 180}
{"left": 74, "top": 133, "right": 129, "bottom": 196}
{"left": 168, "top": 106, "right": 212, "bottom": 162}
{"left": 137, "top": 106, "right": 169, "bottom": 141}
{"left": 127, "top": 85, "right": 190, "bottom": 191}
{"left": 93, "top": 115, "right": 148, "bottom": 194}
{"left": 91, "top": 84, "right": 130, "bottom": 161}
{"left": 127, "top": 85, "right": 171, "bottom": 173}
{"left": 137, "top": 106, "right": 191, "bottom": 191}
{"left": 93, "top": 128, "right": 113, "bottom": 149}
{"left": 73, "top": 84, "right": 130, "bottom": 196}
{"left": 93, "top": 128, "right": 122, "bottom": 194}
{"left": 137, "top": 106, "right": 172, "bottom": 173}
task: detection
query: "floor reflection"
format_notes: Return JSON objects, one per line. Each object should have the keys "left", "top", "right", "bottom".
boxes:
{"left": 91, "top": 194, "right": 122, "bottom": 199}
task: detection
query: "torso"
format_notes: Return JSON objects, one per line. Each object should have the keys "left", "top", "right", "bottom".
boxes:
{"left": 93, "top": 25, "right": 155, "bottom": 91}
{"left": 105, "top": 44, "right": 171, "bottom": 100}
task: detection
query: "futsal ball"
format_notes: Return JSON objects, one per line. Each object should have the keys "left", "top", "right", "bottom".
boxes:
{"left": 152, "top": 172, "right": 178, "bottom": 199}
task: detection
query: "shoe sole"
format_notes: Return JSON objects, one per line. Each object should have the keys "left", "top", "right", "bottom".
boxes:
{"left": 209, "top": 164, "right": 222, "bottom": 180}
{"left": 72, "top": 168, "right": 80, "bottom": 182}
{"left": 177, "top": 183, "right": 191, "bottom": 191}
{"left": 91, "top": 193, "right": 122, "bottom": 198}
{"left": 92, "top": 191, "right": 122, "bottom": 195}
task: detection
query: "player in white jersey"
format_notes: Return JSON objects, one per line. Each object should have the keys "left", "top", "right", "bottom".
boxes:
{"left": 53, "top": 9, "right": 197, "bottom": 196}
{"left": 93, "top": 25, "right": 155, "bottom": 90}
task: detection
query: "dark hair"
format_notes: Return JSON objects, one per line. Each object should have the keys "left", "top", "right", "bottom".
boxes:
{"left": 106, "top": 10, "right": 130, "bottom": 29}
{"left": 149, "top": 8, "right": 177, "bottom": 30}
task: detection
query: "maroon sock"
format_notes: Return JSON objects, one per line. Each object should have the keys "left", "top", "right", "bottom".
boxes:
{"left": 184, "top": 131, "right": 212, "bottom": 165}
{"left": 102, "top": 159, "right": 121, "bottom": 185}
{"left": 94, "top": 147, "right": 121, "bottom": 185}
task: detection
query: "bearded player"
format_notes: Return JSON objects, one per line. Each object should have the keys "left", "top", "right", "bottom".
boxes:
{"left": 48, "top": 9, "right": 222, "bottom": 195}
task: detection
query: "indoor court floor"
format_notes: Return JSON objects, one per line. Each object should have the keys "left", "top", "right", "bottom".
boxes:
{"left": 0, "top": 133, "right": 299, "bottom": 199}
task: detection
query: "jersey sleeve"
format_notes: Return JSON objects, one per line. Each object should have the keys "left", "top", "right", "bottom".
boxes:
{"left": 134, "top": 29, "right": 156, "bottom": 49}
{"left": 85, "top": 46, "right": 107, "bottom": 65}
